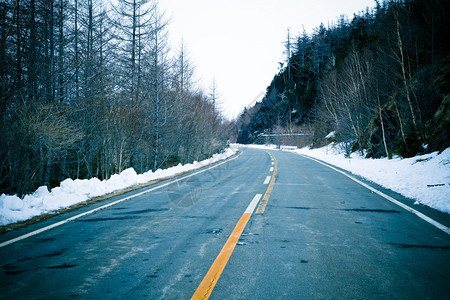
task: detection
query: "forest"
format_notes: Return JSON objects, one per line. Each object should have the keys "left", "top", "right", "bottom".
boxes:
{"left": 237, "top": 0, "right": 449, "bottom": 159}
{"left": 0, "top": 0, "right": 233, "bottom": 196}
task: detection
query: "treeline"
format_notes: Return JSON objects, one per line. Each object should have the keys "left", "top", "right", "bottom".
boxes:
{"left": 237, "top": 0, "right": 449, "bottom": 158}
{"left": 0, "top": 0, "right": 230, "bottom": 196}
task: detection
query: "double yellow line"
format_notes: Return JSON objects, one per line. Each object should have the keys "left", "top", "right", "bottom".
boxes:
{"left": 191, "top": 153, "right": 278, "bottom": 299}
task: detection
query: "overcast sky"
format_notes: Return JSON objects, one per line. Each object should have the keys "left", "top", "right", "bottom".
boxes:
{"left": 159, "top": 0, "right": 376, "bottom": 119}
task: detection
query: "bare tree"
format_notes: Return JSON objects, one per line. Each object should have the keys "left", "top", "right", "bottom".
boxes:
{"left": 111, "top": 0, "right": 154, "bottom": 103}
{"left": 144, "top": 6, "right": 170, "bottom": 170}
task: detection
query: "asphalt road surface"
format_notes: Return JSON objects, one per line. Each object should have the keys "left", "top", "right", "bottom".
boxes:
{"left": 1, "top": 147, "right": 449, "bottom": 299}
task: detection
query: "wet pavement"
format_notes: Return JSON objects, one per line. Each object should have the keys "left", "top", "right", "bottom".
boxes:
{"left": 0, "top": 147, "right": 449, "bottom": 299}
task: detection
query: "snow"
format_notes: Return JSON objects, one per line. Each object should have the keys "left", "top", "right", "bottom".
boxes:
{"left": 325, "top": 131, "right": 336, "bottom": 139}
{"left": 248, "top": 143, "right": 450, "bottom": 214}
{"left": 0, "top": 148, "right": 238, "bottom": 226}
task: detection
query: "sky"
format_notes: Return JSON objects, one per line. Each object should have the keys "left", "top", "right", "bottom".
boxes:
{"left": 158, "top": 0, "right": 376, "bottom": 119}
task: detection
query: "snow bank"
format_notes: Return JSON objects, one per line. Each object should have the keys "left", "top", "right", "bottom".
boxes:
{"left": 0, "top": 148, "right": 237, "bottom": 226}
{"left": 294, "top": 144, "right": 450, "bottom": 214}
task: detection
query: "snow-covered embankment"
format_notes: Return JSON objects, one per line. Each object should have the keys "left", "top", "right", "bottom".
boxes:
{"left": 294, "top": 144, "right": 450, "bottom": 214}
{"left": 0, "top": 148, "right": 238, "bottom": 226}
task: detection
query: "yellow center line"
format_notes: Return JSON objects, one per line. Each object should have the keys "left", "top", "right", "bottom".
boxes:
{"left": 191, "top": 212, "right": 252, "bottom": 300}
{"left": 191, "top": 153, "right": 278, "bottom": 299}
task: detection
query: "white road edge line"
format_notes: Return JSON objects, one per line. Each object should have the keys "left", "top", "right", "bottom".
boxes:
{"left": 299, "top": 154, "right": 450, "bottom": 235}
{"left": 245, "top": 194, "right": 263, "bottom": 214}
{"left": 263, "top": 176, "right": 271, "bottom": 184}
{"left": 0, "top": 151, "right": 244, "bottom": 248}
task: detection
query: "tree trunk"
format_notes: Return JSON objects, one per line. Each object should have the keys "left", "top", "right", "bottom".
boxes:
{"left": 396, "top": 18, "right": 417, "bottom": 129}
{"left": 377, "top": 87, "right": 389, "bottom": 158}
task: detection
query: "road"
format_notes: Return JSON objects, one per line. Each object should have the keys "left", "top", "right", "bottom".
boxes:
{"left": 1, "top": 147, "right": 449, "bottom": 299}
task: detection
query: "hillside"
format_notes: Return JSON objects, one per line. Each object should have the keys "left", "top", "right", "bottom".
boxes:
{"left": 237, "top": 0, "right": 449, "bottom": 158}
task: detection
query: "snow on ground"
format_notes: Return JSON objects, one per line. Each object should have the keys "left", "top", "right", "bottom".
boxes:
{"left": 0, "top": 148, "right": 238, "bottom": 226}
{"left": 248, "top": 143, "right": 450, "bottom": 214}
